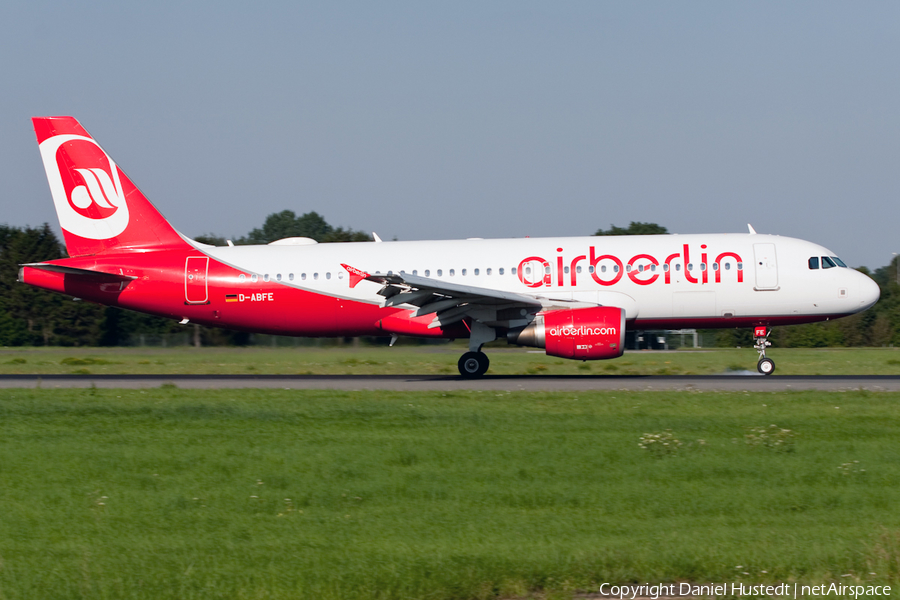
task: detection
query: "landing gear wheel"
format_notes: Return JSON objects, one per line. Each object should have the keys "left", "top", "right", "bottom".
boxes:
{"left": 458, "top": 351, "right": 490, "bottom": 378}
{"left": 757, "top": 357, "right": 775, "bottom": 376}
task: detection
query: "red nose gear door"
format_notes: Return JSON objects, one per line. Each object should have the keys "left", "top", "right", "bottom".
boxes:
{"left": 185, "top": 256, "right": 209, "bottom": 304}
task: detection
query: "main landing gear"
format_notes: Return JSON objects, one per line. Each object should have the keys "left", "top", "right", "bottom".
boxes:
{"left": 457, "top": 321, "right": 495, "bottom": 378}
{"left": 754, "top": 326, "right": 775, "bottom": 375}
{"left": 458, "top": 351, "right": 490, "bottom": 378}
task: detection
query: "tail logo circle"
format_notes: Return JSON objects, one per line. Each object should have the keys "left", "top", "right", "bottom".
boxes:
{"left": 39, "top": 135, "right": 130, "bottom": 240}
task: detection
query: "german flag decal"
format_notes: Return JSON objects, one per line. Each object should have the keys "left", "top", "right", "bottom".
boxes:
{"left": 225, "top": 294, "right": 238, "bottom": 303}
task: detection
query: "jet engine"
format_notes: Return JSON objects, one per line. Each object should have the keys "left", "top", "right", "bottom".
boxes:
{"left": 508, "top": 306, "right": 626, "bottom": 360}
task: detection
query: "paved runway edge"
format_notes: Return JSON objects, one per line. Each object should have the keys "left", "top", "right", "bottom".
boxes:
{"left": 2, "top": 374, "right": 900, "bottom": 391}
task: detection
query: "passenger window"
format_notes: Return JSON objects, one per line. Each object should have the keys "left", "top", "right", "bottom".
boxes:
{"left": 589, "top": 265, "right": 595, "bottom": 274}
{"left": 461, "top": 269, "right": 466, "bottom": 276}
{"left": 264, "top": 274, "right": 270, "bottom": 282}
{"left": 564, "top": 266, "right": 570, "bottom": 274}
{"left": 626, "top": 265, "right": 632, "bottom": 273}
{"left": 499, "top": 268, "right": 504, "bottom": 275}
{"left": 450, "top": 269, "right": 455, "bottom": 276}
{"left": 251, "top": 274, "right": 258, "bottom": 282}
{"left": 809, "top": 257, "right": 819, "bottom": 270}
{"left": 289, "top": 273, "right": 294, "bottom": 281}
{"left": 822, "top": 256, "right": 836, "bottom": 269}
{"left": 425, "top": 270, "right": 430, "bottom": 277}
{"left": 486, "top": 268, "right": 492, "bottom": 275}
{"left": 737, "top": 263, "right": 743, "bottom": 270}
{"left": 700, "top": 264, "right": 706, "bottom": 272}
{"left": 313, "top": 273, "right": 319, "bottom": 280}
{"left": 650, "top": 264, "right": 656, "bottom": 272}
{"left": 239, "top": 274, "right": 246, "bottom": 282}
{"left": 712, "top": 263, "right": 718, "bottom": 271}
{"left": 725, "top": 263, "right": 731, "bottom": 270}
{"left": 276, "top": 274, "right": 282, "bottom": 281}
{"left": 326, "top": 272, "right": 331, "bottom": 280}
{"left": 544, "top": 266, "right": 551, "bottom": 274}
{"left": 601, "top": 265, "right": 607, "bottom": 273}
{"left": 663, "top": 264, "right": 669, "bottom": 272}
{"left": 511, "top": 267, "right": 517, "bottom": 275}
{"left": 437, "top": 269, "right": 443, "bottom": 276}
{"left": 412, "top": 270, "right": 417, "bottom": 276}
{"left": 675, "top": 264, "right": 681, "bottom": 272}
{"left": 613, "top": 265, "right": 619, "bottom": 273}
{"left": 474, "top": 268, "right": 479, "bottom": 275}
{"left": 687, "top": 263, "right": 693, "bottom": 271}
{"left": 338, "top": 272, "right": 343, "bottom": 279}
{"left": 301, "top": 273, "right": 306, "bottom": 280}
{"left": 576, "top": 266, "right": 582, "bottom": 273}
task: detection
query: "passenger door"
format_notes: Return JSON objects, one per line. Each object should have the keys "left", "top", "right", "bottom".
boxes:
{"left": 753, "top": 243, "right": 779, "bottom": 290}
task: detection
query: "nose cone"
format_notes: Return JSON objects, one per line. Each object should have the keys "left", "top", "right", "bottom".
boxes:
{"left": 855, "top": 271, "right": 880, "bottom": 312}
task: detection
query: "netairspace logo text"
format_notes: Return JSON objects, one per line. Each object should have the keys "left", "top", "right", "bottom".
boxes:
{"left": 598, "top": 582, "right": 891, "bottom": 599}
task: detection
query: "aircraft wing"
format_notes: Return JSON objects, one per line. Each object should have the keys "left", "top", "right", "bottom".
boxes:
{"left": 344, "top": 263, "right": 555, "bottom": 330}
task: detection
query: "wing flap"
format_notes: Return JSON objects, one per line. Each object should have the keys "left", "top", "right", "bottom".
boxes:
{"left": 365, "top": 271, "right": 544, "bottom": 310}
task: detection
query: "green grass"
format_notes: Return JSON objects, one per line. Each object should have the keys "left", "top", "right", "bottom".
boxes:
{"left": 1, "top": 345, "right": 900, "bottom": 376}
{"left": 1, "top": 388, "right": 899, "bottom": 599}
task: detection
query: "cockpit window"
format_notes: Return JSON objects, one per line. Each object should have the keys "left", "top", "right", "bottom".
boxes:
{"left": 808, "top": 257, "right": 819, "bottom": 270}
{"left": 831, "top": 256, "right": 847, "bottom": 267}
{"left": 821, "top": 256, "right": 837, "bottom": 269}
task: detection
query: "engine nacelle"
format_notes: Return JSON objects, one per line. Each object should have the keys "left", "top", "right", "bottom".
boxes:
{"left": 508, "top": 306, "right": 626, "bottom": 360}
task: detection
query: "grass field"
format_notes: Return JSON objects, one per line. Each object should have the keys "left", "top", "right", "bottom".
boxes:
{"left": 1, "top": 388, "right": 899, "bottom": 599}
{"left": 1, "top": 344, "right": 900, "bottom": 376}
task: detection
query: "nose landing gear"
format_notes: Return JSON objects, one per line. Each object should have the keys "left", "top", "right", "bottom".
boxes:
{"left": 753, "top": 326, "right": 775, "bottom": 375}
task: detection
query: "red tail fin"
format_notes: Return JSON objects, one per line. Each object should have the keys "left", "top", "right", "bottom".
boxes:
{"left": 33, "top": 117, "right": 189, "bottom": 257}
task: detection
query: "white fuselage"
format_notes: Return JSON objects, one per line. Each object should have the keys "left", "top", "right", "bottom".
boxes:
{"left": 203, "top": 233, "right": 880, "bottom": 328}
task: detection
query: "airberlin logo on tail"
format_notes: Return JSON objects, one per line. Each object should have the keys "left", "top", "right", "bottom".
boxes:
{"left": 39, "top": 134, "right": 129, "bottom": 240}
{"left": 70, "top": 168, "right": 121, "bottom": 211}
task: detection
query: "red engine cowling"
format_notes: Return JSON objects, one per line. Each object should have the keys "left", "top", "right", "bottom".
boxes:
{"left": 508, "top": 306, "right": 626, "bottom": 360}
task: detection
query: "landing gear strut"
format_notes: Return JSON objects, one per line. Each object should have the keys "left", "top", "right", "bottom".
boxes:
{"left": 754, "top": 326, "right": 775, "bottom": 375}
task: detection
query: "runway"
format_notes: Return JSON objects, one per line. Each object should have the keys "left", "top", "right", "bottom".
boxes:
{"left": 2, "top": 374, "right": 900, "bottom": 391}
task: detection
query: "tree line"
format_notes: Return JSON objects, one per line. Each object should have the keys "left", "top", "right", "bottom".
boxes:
{"left": 0, "top": 210, "right": 369, "bottom": 347}
{"left": 194, "top": 210, "right": 371, "bottom": 246}
{"left": 0, "top": 218, "right": 897, "bottom": 347}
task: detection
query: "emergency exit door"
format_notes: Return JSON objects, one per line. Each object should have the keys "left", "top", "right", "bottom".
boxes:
{"left": 184, "top": 256, "right": 209, "bottom": 304}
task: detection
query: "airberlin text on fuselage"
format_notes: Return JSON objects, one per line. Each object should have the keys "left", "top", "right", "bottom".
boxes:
{"left": 517, "top": 243, "right": 745, "bottom": 288}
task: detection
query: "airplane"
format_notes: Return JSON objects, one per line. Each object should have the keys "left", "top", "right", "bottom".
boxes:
{"left": 19, "top": 116, "right": 880, "bottom": 377}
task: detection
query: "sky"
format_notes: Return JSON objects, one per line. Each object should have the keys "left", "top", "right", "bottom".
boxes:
{"left": 1, "top": 1, "right": 898, "bottom": 269}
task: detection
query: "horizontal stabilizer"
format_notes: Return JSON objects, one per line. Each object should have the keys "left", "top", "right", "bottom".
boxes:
{"left": 21, "top": 262, "right": 137, "bottom": 280}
